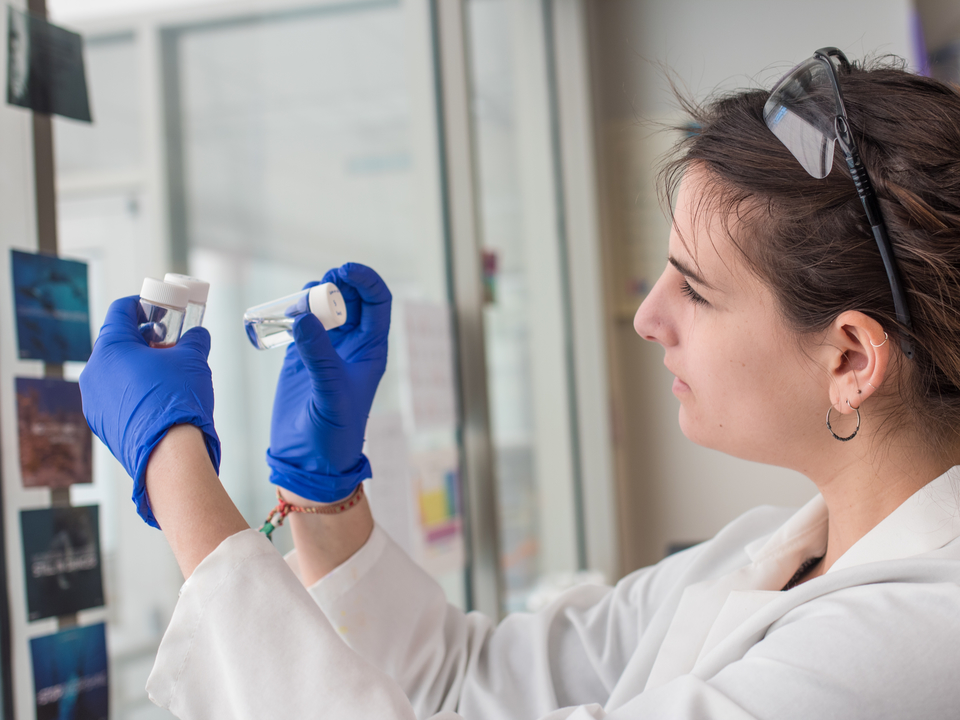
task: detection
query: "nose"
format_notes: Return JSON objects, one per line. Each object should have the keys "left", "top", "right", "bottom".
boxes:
{"left": 634, "top": 265, "right": 677, "bottom": 347}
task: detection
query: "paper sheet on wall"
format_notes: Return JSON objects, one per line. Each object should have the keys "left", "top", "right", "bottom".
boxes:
{"left": 364, "top": 413, "right": 416, "bottom": 559}
{"left": 399, "top": 301, "right": 457, "bottom": 432}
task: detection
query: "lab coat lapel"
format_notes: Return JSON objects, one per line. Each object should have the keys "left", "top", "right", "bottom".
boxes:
{"left": 606, "top": 496, "right": 826, "bottom": 711}
{"left": 638, "top": 497, "right": 829, "bottom": 694}
{"left": 639, "top": 564, "right": 773, "bottom": 692}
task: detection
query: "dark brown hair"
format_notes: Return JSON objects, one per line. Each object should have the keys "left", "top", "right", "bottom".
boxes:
{"left": 660, "top": 57, "right": 960, "bottom": 456}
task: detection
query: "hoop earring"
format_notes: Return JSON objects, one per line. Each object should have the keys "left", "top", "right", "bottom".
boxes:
{"left": 870, "top": 333, "right": 889, "bottom": 348}
{"left": 826, "top": 400, "right": 861, "bottom": 442}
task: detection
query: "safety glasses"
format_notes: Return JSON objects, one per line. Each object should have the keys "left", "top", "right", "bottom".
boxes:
{"left": 763, "top": 47, "right": 914, "bottom": 359}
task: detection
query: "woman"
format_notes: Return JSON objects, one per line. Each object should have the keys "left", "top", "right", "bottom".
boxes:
{"left": 80, "top": 51, "right": 960, "bottom": 719}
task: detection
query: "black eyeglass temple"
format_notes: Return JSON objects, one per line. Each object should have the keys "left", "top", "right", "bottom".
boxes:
{"left": 834, "top": 114, "right": 916, "bottom": 359}
{"left": 821, "top": 50, "right": 916, "bottom": 359}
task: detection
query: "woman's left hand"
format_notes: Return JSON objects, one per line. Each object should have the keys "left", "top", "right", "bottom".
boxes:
{"left": 79, "top": 296, "right": 220, "bottom": 528}
{"left": 267, "top": 263, "right": 391, "bottom": 503}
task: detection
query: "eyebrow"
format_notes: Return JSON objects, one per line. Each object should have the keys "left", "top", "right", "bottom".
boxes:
{"left": 669, "top": 256, "right": 715, "bottom": 290}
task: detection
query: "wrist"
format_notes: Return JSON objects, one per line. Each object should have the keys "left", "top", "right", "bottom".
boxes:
{"left": 266, "top": 452, "right": 371, "bottom": 503}
{"left": 277, "top": 485, "right": 358, "bottom": 508}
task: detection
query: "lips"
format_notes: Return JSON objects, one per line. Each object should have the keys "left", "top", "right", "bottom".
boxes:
{"left": 665, "top": 362, "right": 690, "bottom": 394}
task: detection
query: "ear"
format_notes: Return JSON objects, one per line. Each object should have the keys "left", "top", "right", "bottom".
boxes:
{"left": 822, "top": 311, "right": 889, "bottom": 414}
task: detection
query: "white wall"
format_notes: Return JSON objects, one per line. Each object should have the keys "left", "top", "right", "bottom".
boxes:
{"left": 588, "top": 0, "right": 916, "bottom": 571}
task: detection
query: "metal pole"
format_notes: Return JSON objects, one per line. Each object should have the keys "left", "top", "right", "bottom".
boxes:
{"left": 430, "top": 0, "right": 503, "bottom": 618}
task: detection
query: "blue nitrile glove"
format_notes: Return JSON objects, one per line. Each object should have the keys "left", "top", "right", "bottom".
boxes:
{"left": 266, "top": 263, "right": 391, "bottom": 502}
{"left": 79, "top": 296, "right": 220, "bottom": 528}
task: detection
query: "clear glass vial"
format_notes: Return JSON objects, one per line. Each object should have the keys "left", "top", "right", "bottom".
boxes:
{"left": 139, "top": 278, "right": 190, "bottom": 348}
{"left": 164, "top": 273, "right": 210, "bottom": 332}
{"left": 243, "top": 282, "right": 347, "bottom": 350}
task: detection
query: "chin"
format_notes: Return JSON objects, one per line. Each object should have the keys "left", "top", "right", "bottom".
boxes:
{"left": 677, "top": 406, "right": 709, "bottom": 446}
{"left": 678, "top": 407, "right": 748, "bottom": 458}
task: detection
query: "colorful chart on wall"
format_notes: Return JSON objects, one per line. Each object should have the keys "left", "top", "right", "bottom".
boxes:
{"left": 5, "top": 6, "right": 92, "bottom": 122}
{"left": 20, "top": 506, "right": 104, "bottom": 622}
{"left": 10, "top": 250, "right": 92, "bottom": 363}
{"left": 411, "top": 447, "right": 464, "bottom": 576}
{"left": 16, "top": 377, "right": 92, "bottom": 488}
{"left": 29, "top": 623, "right": 108, "bottom": 720}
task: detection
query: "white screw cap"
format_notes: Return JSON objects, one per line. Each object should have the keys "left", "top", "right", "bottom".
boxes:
{"left": 164, "top": 273, "right": 210, "bottom": 304}
{"left": 308, "top": 283, "right": 347, "bottom": 330}
{"left": 140, "top": 278, "right": 190, "bottom": 309}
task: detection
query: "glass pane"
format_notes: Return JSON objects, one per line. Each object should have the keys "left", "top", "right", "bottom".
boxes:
{"left": 54, "top": 34, "right": 142, "bottom": 175}
{"left": 171, "top": 2, "right": 466, "bottom": 605}
{"left": 466, "top": 0, "right": 584, "bottom": 612}
{"left": 58, "top": 193, "right": 181, "bottom": 720}
{"left": 54, "top": 31, "right": 177, "bottom": 719}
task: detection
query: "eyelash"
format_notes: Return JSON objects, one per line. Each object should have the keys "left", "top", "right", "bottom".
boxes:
{"left": 680, "top": 279, "right": 708, "bottom": 306}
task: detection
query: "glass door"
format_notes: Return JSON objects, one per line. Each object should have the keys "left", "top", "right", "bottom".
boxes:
{"left": 163, "top": 0, "right": 467, "bottom": 605}
{"left": 465, "top": 0, "right": 588, "bottom": 612}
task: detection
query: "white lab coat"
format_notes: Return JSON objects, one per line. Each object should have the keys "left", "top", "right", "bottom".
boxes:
{"left": 146, "top": 466, "right": 960, "bottom": 719}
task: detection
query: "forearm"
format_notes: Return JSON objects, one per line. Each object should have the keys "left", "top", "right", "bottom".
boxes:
{"left": 145, "top": 424, "right": 249, "bottom": 578}
{"left": 278, "top": 485, "right": 374, "bottom": 587}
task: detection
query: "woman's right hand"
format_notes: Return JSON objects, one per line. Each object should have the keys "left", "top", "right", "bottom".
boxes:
{"left": 79, "top": 296, "right": 220, "bottom": 528}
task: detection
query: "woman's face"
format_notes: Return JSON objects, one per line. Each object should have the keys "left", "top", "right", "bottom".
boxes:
{"left": 634, "top": 174, "right": 826, "bottom": 468}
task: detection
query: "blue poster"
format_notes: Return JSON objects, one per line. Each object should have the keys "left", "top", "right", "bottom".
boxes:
{"left": 11, "top": 250, "right": 92, "bottom": 363}
{"left": 30, "top": 623, "right": 108, "bottom": 720}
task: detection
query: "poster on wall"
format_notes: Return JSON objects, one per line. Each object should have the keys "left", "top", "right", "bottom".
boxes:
{"left": 20, "top": 506, "right": 104, "bottom": 621}
{"left": 16, "top": 377, "right": 92, "bottom": 488}
{"left": 10, "top": 250, "right": 92, "bottom": 363}
{"left": 5, "top": 6, "right": 92, "bottom": 121}
{"left": 30, "top": 623, "right": 108, "bottom": 720}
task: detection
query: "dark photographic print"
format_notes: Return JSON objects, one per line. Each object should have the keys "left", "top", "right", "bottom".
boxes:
{"left": 6, "top": 6, "right": 91, "bottom": 121}
{"left": 16, "top": 377, "right": 93, "bottom": 488}
{"left": 21, "top": 506, "right": 104, "bottom": 621}
{"left": 30, "top": 623, "right": 108, "bottom": 720}
{"left": 11, "top": 250, "right": 92, "bottom": 363}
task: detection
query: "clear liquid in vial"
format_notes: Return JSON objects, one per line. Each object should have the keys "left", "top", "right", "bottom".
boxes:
{"left": 243, "top": 283, "right": 345, "bottom": 350}
{"left": 244, "top": 317, "right": 296, "bottom": 350}
{"left": 139, "top": 300, "right": 184, "bottom": 348}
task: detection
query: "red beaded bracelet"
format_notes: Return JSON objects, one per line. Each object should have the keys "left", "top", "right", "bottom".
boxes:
{"left": 259, "top": 483, "right": 365, "bottom": 541}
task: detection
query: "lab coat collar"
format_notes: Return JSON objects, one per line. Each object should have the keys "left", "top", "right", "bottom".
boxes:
{"left": 742, "top": 465, "right": 960, "bottom": 575}
{"left": 742, "top": 494, "right": 827, "bottom": 566}
{"left": 634, "top": 465, "right": 960, "bottom": 699}
{"left": 829, "top": 464, "right": 960, "bottom": 573}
